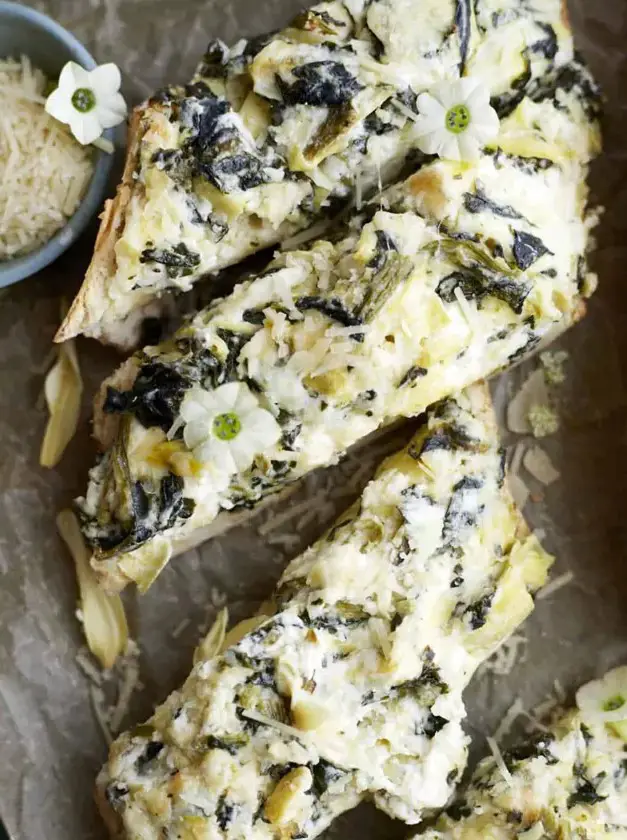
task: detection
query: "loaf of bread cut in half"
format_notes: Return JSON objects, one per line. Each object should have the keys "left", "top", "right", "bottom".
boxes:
{"left": 95, "top": 384, "right": 552, "bottom": 840}
{"left": 417, "top": 665, "right": 627, "bottom": 839}
{"left": 57, "top": 0, "right": 583, "bottom": 349}
{"left": 76, "top": 40, "right": 600, "bottom": 593}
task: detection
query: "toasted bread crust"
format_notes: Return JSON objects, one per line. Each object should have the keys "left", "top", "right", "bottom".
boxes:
{"left": 55, "top": 107, "right": 145, "bottom": 346}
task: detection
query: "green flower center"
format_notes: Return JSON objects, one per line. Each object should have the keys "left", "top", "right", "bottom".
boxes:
{"left": 71, "top": 87, "right": 96, "bottom": 113}
{"left": 445, "top": 104, "right": 471, "bottom": 134}
{"left": 213, "top": 412, "right": 242, "bottom": 441}
{"left": 604, "top": 695, "right": 625, "bottom": 712}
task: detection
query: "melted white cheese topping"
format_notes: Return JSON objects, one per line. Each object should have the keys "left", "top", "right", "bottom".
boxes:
{"left": 96, "top": 385, "right": 552, "bottom": 839}
{"left": 64, "top": 0, "right": 588, "bottom": 343}
{"left": 419, "top": 683, "right": 627, "bottom": 840}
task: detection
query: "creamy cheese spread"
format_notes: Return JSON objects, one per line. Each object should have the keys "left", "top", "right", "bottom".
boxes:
{"left": 79, "top": 45, "right": 599, "bottom": 592}
{"left": 96, "top": 386, "right": 552, "bottom": 839}
{"left": 60, "top": 0, "right": 586, "bottom": 344}
{"left": 418, "top": 668, "right": 627, "bottom": 839}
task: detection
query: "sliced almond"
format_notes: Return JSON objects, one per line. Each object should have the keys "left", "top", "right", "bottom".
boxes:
{"left": 57, "top": 509, "right": 128, "bottom": 669}
{"left": 263, "top": 766, "right": 313, "bottom": 826}
{"left": 193, "top": 607, "right": 228, "bottom": 665}
{"left": 506, "top": 369, "right": 549, "bottom": 435}
{"left": 40, "top": 339, "right": 83, "bottom": 468}
{"left": 523, "top": 445, "right": 560, "bottom": 486}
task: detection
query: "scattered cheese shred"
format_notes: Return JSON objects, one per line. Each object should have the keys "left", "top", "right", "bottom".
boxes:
{"left": 493, "top": 697, "right": 526, "bottom": 742}
{"left": 0, "top": 56, "right": 94, "bottom": 259}
{"left": 280, "top": 219, "right": 332, "bottom": 251}
{"left": 480, "top": 632, "right": 528, "bottom": 677}
{"left": 241, "top": 708, "right": 308, "bottom": 741}
{"left": 486, "top": 734, "right": 513, "bottom": 785}
{"left": 536, "top": 569, "right": 574, "bottom": 600}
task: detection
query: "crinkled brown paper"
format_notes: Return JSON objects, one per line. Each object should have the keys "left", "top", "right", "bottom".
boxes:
{"left": 2, "top": 1, "right": 627, "bottom": 838}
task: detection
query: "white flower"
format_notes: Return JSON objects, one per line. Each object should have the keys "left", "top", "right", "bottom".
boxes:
{"left": 45, "top": 61, "right": 127, "bottom": 146}
{"left": 179, "top": 382, "right": 282, "bottom": 479}
{"left": 576, "top": 666, "right": 627, "bottom": 728}
{"left": 413, "top": 78, "right": 499, "bottom": 162}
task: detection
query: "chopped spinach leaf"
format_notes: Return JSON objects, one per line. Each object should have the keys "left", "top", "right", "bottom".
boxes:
{"left": 490, "top": 63, "right": 532, "bottom": 120}
{"left": 368, "top": 229, "right": 398, "bottom": 271}
{"left": 135, "top": 740, "right": 164, "bottom": 773}
{"left": 310, "top": 759, "right": 344, "bottom": 797}
{"left": 103, "top": 362, "right": 188, "bottom": 432}
{"left": 442, "top": 475, "right": 485, "bottom": 542}
{"left": 216, "top": 795, "right": 235, "bottom": 830}
{"left": 502, "top": 733, "right": 556, "bottom": 771}
{"left": 423, "top": 712, "right": 448, "bottom": 738}
{"left": 105, "top": 783, "right": 129, "bottom": 811}
{"left": 465, "top": 592, "right": 494, "bottom": 630}
{"left": 419, "top": 424, "right": 481, "bottom": 455}
{"left": 527, "top": 22, "right": 558, "bottom": 61}
{"left": 140, "top": 243, "right": 201, "bottom": 279}
{"left": 512, "top": 230, "right": 552, "bottom": 271}
{"left": 456, "top": 0, "right": 472, "bottom": 73}
{"left": 399, "top": 365, "right": 428, "bottom": 387}
{"left": 568, "top": 776, "right": 607, "bottom": 808}
{"left": 206, "top": 733, "right": 248, "bottom": 755}
{"left": 295, "top": 295, "right": 363, "bottom": 332}
{"left": 278, "top": 61, "right": 362, "bottom": 107}
{"left": 463, "top": 188, "right": 523, "bottom": 220}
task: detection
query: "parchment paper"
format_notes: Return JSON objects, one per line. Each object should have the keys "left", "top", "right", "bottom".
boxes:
{"left": 2, "top": 1, "right": 627, "bottom": 838}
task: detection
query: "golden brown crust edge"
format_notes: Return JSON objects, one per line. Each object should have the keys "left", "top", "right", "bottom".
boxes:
{"left": 55, "top": 107, "right": 145, "bottom": 345}
{"left": 95, "top": 780, "right": 124, "bottom": 840}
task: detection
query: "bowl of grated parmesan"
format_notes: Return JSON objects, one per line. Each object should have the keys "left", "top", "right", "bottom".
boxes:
{"left": 0, "top": 2, "right": 117, "bottom": 288}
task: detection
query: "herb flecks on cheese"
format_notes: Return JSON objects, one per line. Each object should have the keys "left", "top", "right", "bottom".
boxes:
{"left": 58, "top": 0, "right": 589, "bottom": 346}
{"left": 418, "top": 667, "right": 627, "bottom": 840}
{"left": 80, "top": 43, "right": 598, "bottom": 591}
{"left": 96, "top": 386, "right": 552, "bottom": 839}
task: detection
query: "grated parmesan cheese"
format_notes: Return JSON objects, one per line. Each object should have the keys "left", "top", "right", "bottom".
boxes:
{"left": 486, "top": 735, "right": 513, "bottom": 785}
{"left": 536, "top": 569, "right": 574, "bottom": 600}
{"left": 0, "top": 55, "right": 94, "bottom": 260}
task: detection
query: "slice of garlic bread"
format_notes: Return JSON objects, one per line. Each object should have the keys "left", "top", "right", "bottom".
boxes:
{"left": 95, "top": 384, "right": 552, "bottom": 839}
{"left": 79, "top": 56, "right": 598, "bottom": 592}
{"left": 418, "top": 666, "right": 627, "bottom": 840}
{"left": 57, "top": 0, "right": 582, "bottom": 349}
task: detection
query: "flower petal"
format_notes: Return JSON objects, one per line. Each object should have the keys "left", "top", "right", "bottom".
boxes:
{"left": 244, "top": 408, "right": 282, "bottom": 447}
{"left": 414, "top": 112, "right": 445, "bottom": 135}
{"left": 95, "top": 93, "right": 127, "bottom": 128}
{"left": 415, "top": 131, "right": 443, "bottom": 156}
{"left": 433, "top": 80, "right": 462, "bottom": 109}
{"left": 456, "top": 132, "right": 481, "bottom": 161}
{"left": 88, "top": 63, "right": 122, "bottom": 96}
{"left": 184, "top": 420, "right": 211, "bottom": 451}
{"left": 196, "top": 437, "right": 237, "bottom": 475}
{"left": 470, "top": 105, "right": 500, "bottom": 142}
{"left": 416, "top": 92, "right": 446, "bottom": 118}
{"left": 45, "top": 87, "right": 72, "bottom": 124}
{"left": 212, "top": 382, "right": 243, "bottom": 412}
{"left": 228, "top": 435, "right": 258, "bottom": 471}
{"left": 58, "top": 61, "right": 90, "bottom": 92}
{"left": 233, "top": 383, "right": 259, "bottom": 414}
{"left": 70, "top": 112, "right": 104, "bottom": 145}
{"left": 439, "top": 134, "right": 462, "bottom": 161}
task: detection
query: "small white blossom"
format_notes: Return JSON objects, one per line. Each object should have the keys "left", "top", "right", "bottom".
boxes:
{"left": 414, "top": 78, "right": 499, "bottom": 161}
{"left": 576, "top": 666, "right": 627, "bottom": 727}
{"left": 45, "top": 61, "right": 126, "bottom": 146}
{"left": 180, "top": 382, "right": 282, "bottom": 479}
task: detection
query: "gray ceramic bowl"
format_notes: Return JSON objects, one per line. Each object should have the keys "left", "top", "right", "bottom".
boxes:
{"left": 0, "top": 1, "right": 116, "bottom": 288}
